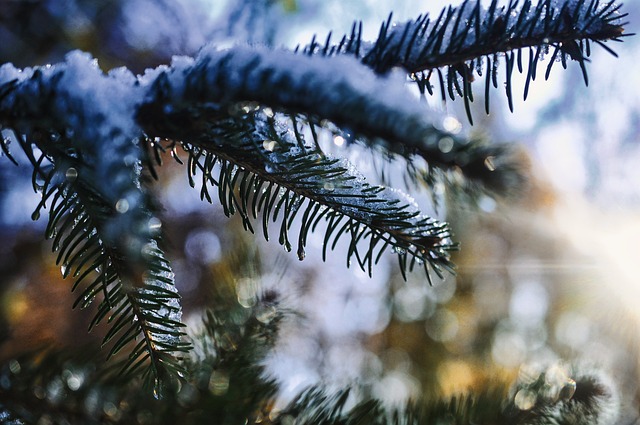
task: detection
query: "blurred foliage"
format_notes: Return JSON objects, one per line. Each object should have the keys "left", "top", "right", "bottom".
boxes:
{"left": 0, "top": 0, "right": 211, "bottom": 72}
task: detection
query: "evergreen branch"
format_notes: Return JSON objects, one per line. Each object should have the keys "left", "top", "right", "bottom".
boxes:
{"left": 362, "top": 0, "right": 627, "bottom": 73}
{"left": 144, "top": 110, "right": 457, "bottom": 280}
{"left": 281, "top": 385, "right": 508, "bottom": 424}
{"left": 282, "top": 367, "right": 619, "bottom": 424}
{"left": 0, "top": 54, "right": 191, "bottom": 390}
{"left": 311, "top": 0, "right": 630, "bottom": 116}
{"left": 136, "top": 46, "right": 516, "bottom": 194}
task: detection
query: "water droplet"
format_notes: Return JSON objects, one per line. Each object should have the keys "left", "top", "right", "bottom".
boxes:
{"left": 31, "top": 210, "right": 41, "bottom": 221}
{"left": 262, "top": 140, "right": 278, "bottom": 152}
{"left": 544, "top": 364, "right": 566, "bottom": 384}
{"left": 208, "top": 371, "right": 230, "bottom": 395}
{"left": 61, "top": 264, "right": 68, "bottom": 276}
{"left": 333, "top": 135, "right": 345, "bottom": 147}
{"left": 147, "top": 217, "right": 162, "bottom": 234}
{"left": 393, "top": 246, "right": 407, "bottom": 255}
{"left": 297, "top": 246, "right": 306, "bottom": 261}
{"left": 65, "top": 167, "right": 78, "bottom": 182}
{"left": 518, "top": 363, "right": 543, "bottom": 385}
{"left": 241, "top": 102, "right": 259, "bottom": 113}
{"left": 115, "top": 198, "right": 129, "bottom": 214}
{"left": 559, "top": 379, "right": 576, "bottom": 400}
{"left": 514, "top": 388, "right": 537, "bottom": 410}
{"left": 438, "top": 137, "right": 454, "bottom": 153}
{"left": 153, "top": 379, "right": 164, "bottom": 400}
{"left": 103, "top": 401, "right": 119, "bottom": 415}
{"left": 46, "top": 227, "right": 57, "bottom": 239}
{"left": 63, "top": 148, "right": 78, "bottom": 160}
{"left": 65, "top": 372, "right": 84, "bottom": 391}
{"left": 237, "top": 279, "right": 257, "bottom": 308}
{"left": 442, "top": 116, "right": 462, "bottom": 134}
{"left": 484, "top": 156, "right": 496, "bottom": 171}
{"left": 262, "top": 107, "right": 274, "bottom": 118}
{"left": 8, "top": 360, "right": 20, "bottom": 375}
{"left": 306, "top": 153, "right": 321, "bottom": 163}
{"left": 255, "top": 305, "right": 277, "bottom": 324}
{"left": 323, "top": 182, "right": 335, "bottom": 192}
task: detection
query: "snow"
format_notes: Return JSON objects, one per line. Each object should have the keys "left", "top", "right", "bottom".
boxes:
{"left": 0, "top": 51, "right": 188, "bottom": 294}
{"left": 0, "top": 63, "right": 32, "bottom": 85}
{"left": 139, "top": 239, "right": 184, "bottom": 340}
{"left": 0, "top": 52, "right": 143, "bottom": 204}
{"left": 151, "top": 43, "right": 462, "bottom": 164}
{"left": 37, "top": 52, "right": 151, "bottom": 257}
{"left": 58, "top": 51, "right": 138, "bottom": 134}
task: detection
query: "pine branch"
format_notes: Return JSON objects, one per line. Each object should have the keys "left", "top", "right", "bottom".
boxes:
{"left": 0, "top": 53, "right": 190, "bottom": 390}
{"left": 282, "top": 385, "right": 508, "bottom": 424}
{"left": 136, "top": 46, "right": 518, "bottom": 195}
{"left": 143, "top": 111, "right": 456, "bottom": 280}
{"left": 309, "top": 0, "right": 630, "bottom": 117}
{"left": 280, "top": 367, "right": 620, "bottom": 424}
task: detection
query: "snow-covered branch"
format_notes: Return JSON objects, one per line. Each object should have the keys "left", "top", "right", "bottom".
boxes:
{"left": 0, "top": 52, "right": 190, "bottom": 390}
{"left": 137, "top": 45, "right": 513, "bottom": 192}
{"left": 306, "top": 0, "right": 630, "bottom": 116}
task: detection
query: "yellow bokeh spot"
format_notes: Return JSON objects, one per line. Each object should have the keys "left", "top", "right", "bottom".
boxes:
{"left": 281, "top": 0, "right": 297, "bottom": 13}
{"left": 436, "top": 360, "right": 475, "bottom": 397}
{"left": 2, "top": 288, "right": 29, "bottom": 324}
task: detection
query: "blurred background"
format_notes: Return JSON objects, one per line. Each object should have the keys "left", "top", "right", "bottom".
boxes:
{"left": 0, "top": 0, "right": 639, "bottom": 421}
